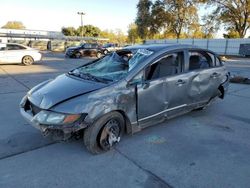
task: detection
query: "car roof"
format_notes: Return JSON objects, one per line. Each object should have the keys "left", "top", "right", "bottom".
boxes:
{"left": 124, "top": 43, "right": 197, "bottom": 52}
{"left": 0, "top": 43, "right": 27, "bottom": 47}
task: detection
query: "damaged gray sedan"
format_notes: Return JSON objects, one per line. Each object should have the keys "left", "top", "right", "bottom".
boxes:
{"left": 20, "top": 44, "right": 229, "bottom": 154}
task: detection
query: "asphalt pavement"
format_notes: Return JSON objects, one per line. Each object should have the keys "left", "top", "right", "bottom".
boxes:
{"left": 0, "top": 53, "right": 250, "bottom": 188}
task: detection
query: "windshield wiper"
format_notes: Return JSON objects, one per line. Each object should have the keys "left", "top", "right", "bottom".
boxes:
{"left": 82, "top": 73, "right": 106, "bottom": 83}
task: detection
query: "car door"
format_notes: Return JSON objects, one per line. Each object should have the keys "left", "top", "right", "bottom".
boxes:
{"left": 5, "top": 44, "right": 26, "bottom": 63}
{"left": 137, "top": 50, "right": 188, "bottom": 127}
{"left": 187, "top": 50, "right": 225, "bottom": 104}
{"left": 81, "top": 44, "right": 91, "bottom": 56}
{"left": 90, "top": 44, "right": 99, "bottom": 56}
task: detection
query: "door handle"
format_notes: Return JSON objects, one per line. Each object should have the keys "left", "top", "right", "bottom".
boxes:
{"left": 176, "top": 79, "right": 186, "bottom": 86}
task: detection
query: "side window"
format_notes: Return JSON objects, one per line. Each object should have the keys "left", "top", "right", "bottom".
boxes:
{"left": 145, "top": 52, "right": 183, "bottom": 81}
{"left": 93, "top": 44, "right": 99, "bottom": 48}
{"left": 83, "top": 44, "right": 91, "bottom": 49}
{"left": 7, "top": 44, "right": 26, "bottom": 50}
{"left": 189, "top": 51, "right": 214, "bottom": 70}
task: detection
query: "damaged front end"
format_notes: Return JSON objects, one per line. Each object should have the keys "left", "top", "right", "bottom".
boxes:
{"left": 20, "top": 95, "right": 88, "bottom": 140}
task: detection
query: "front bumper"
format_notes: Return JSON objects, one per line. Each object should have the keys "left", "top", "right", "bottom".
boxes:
{"left": 20, "top": 96, "right": 88, "bottom": 139}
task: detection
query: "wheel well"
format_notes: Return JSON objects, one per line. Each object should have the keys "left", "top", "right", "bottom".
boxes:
{"left": 116, "top": 110, "right": 132, "bottom": 134}
{"left": 218, "top": 85, "right": 225, "bottom": 99}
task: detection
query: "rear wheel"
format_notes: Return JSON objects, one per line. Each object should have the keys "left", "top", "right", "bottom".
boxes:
{"left": 84, "top": 111, "right": 125, "bottom": 154}
{"left": 96, "top": 52, "right": 102, "bottom": 58}
{"left": 22, "top": 55, "right": 34, "bottom": 65}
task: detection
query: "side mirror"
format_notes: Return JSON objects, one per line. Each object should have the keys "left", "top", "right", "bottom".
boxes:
{"left": 127, "top": 75, "right": 144, "bottom": 87}
{"left": 127, "top": 79, "right": 141, "bottom": 87}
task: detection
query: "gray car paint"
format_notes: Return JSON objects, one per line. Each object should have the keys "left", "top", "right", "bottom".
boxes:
{"left": 21, "top": 44, "right": 229, "bottom": 136}
{"left": 28, "top": 74, "right": 106, "bottom": 109}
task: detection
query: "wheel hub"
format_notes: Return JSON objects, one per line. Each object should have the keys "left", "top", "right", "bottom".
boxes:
{"left": 99, "top": 119, "right": 121, "bottom": 150}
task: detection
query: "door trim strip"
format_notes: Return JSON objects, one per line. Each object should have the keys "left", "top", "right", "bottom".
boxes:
{"left": 138, "top": 104, "right": 187, "bottom": 122}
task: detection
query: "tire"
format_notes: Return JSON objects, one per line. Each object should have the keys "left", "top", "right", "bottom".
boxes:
{"left": 22, "top": 55, "right": 34, "bottom": 65}
{"left": 96, "top": 52, "right": 102, "bottom": 58}
{"left": 103, "top": 50, "right": 108, "bottom": 55}
{"left": 75, "top": 52, "right": 81, "bottom": 58}
{"left": 84, "top": 111, "right": 125, "bottom": 154}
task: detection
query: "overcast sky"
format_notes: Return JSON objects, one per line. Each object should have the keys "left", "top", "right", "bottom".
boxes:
{"left": 0, "top": 0, "right": 231, "bottom": 38}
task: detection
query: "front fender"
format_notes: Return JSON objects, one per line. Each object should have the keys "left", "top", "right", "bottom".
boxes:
{"left": 50, "top": 82, "right": 137, "bottom": 126}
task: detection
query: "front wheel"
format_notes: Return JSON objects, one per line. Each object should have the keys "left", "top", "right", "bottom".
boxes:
{"left": 22, "top": 55, "right": 34, "bottom": 65}
{"left": 75, "top": 52, "right": 81, "bottom": 58}
{"left": 84, "top": 112, "right": 125, "bottom": 154}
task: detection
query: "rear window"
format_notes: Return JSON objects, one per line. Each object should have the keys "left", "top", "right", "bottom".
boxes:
{"left": 189, "top": 50, "right": 216, "bottom": 70}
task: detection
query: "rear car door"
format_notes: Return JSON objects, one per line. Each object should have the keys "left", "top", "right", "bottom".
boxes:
{"left": 137, "top": 50, "right": 189, "bottom": 126}
{"left": 5, "top": 44, "right": 26, "bottom": 63}
{"left": 187, "top": 50, "right": 227, "bottom": 103}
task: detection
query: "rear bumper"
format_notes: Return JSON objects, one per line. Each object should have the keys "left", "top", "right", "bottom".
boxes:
{"left": 33, "top": 52, "right": 43, "bottom": 62}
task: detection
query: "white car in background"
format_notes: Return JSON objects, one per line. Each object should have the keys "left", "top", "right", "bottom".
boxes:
{"left": 0, "top": 43, "right": 42, "bottom": 65}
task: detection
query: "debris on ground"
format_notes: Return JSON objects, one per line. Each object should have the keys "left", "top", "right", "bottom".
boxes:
{"left": 146, "top": 135, "right": 166, "bottom": 144}
{"left": 230, "top": 76, "right": 250, "bottom": 84}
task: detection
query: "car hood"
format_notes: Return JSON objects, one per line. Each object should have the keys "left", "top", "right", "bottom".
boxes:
{"left": 27, "top": 74, "right": 106, "bottom": 109}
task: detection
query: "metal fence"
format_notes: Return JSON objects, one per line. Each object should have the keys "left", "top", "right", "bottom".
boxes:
{"left": 145, "top": 38, "right": 250, "bottom": 55}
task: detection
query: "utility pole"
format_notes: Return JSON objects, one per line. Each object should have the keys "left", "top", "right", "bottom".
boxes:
{"left": 77, "top": 12, "right": 85, "bottom": 43}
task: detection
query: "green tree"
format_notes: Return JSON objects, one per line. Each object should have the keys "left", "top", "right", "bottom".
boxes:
{"left": 114, "top": 29, "right": 127, "bottom": 44}
{"left": 150, "top": 0, "right": 168, "bottom": 36}
{"left": 2, "top": 21, "right": 25, "bottom": 29}
{"left": 100, "top": 29, "right": 127, "bottom": 44}
{"left": 187, "top": 23, "right": 205, "bottom": 38}
{"left": 200, "top": 14, "right": 218, "bottom": 38}
{"left": 77, "top": 25, "right": 101, "bottom": 37}
{"left": 164, "top": 0, "right": 199, "bottom": 39}
{"left": 61, "top": 27, "right": 77, "bottom": 36}
{"left": 127, "top": 23, "right": 141, "bottom": 44}
{"left": 223, "top": 28, "right": 241, "bottom": 38}
{"left": 135, "top": 0, "right": 153, "bottom": 39}
{"left": 205, "top": 0, "right": 250, "bottom": 38}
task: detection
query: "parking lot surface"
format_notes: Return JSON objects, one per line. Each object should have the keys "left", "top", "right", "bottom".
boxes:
{"left": 0, "top": 53, "right": 250, "bottom": 188}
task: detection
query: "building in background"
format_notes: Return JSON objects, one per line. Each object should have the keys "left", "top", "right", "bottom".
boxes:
{"left": 0, "top": 28, "right": 108, "bottom": 51}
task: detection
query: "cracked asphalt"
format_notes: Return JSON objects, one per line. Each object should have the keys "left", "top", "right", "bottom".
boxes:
{"left": 0, "top": 53, "right": 250, "bottom": 188}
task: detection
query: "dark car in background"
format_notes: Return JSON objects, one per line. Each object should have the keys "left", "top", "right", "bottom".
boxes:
{"left": 103, "top": 43, "right": 122, "bottom": 52}
{"left": 20, "top": 44, "right": 229, "bottom": 154}
{"left": 65, "top": 43, "right": 107, "bottom": 58}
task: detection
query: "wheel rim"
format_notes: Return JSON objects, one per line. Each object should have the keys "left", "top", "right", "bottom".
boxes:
{"left": 97, "top": 53, "right": 101, "bottom": 58}
{"left": 76, "top": 53, "right": 81, "bottom": 58}
{"left": 99, "top": 119, "right": 121, "bottom": 150}
{"left": 23, "top": 56, "right": 32, "bottom": 64}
